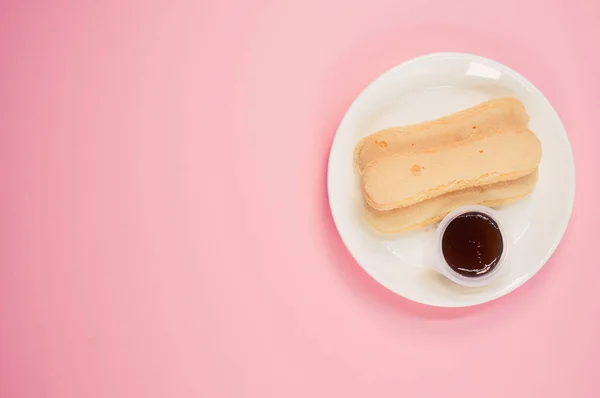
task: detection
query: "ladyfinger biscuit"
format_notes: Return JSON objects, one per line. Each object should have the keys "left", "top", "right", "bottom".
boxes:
{"left": 365, "top": 170, "right": 538, "bottom": 234}
{"left": 354, "top": 98, "right": 529, "bottom": 173}
{"left": 362, "top": 130, "right": 542, "bottom": 211}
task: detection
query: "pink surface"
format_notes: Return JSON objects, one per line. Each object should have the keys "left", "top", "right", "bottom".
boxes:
{"left": 1, "top": 0, "right": 599, "bottom": 397}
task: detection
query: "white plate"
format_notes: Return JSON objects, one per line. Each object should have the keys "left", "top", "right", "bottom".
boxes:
{"left": 327, "top": 52, "right": 575, "bottom": 307}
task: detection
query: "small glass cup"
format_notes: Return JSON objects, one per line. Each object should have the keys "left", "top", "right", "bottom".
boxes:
{"left": 430, "top": 205, "right": 510, "bottom": 287}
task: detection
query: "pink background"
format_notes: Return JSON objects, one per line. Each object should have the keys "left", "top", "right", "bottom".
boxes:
{"left": 1, "top": 0, "right": 599, "bottom": 397}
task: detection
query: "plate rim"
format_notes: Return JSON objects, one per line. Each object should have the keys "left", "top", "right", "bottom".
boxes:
{"left": 327, "top": 51, "right": 576, "bottom": 308}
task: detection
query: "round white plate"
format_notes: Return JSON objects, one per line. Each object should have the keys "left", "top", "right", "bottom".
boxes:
{"left": 327, "top": 52, "right": 575, "bottom": 307}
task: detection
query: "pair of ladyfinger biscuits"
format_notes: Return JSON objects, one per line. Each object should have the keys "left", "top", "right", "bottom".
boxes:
{"left": 355, "top": 98, "right": 542, "bottom": 233}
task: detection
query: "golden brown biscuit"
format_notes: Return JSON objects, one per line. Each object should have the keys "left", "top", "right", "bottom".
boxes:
{"left": 354, "top": 97, "right": 529, "bottom": 173}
